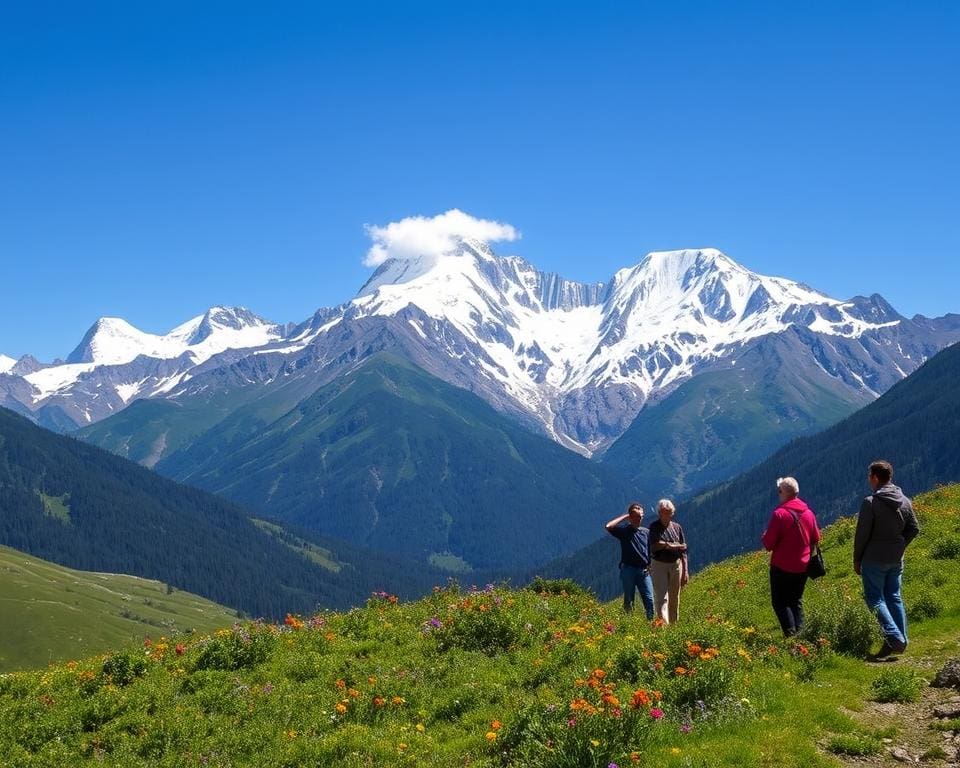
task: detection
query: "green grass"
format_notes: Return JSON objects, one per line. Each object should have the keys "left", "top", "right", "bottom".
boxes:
{"left": 36, "top": 490, "right": 71, "bottom": 524}
{"left": 1, "top": 484, "right": 959, "bottom": 766}
{"left": 0, "top": 546, "right": 237, "bottom": 673}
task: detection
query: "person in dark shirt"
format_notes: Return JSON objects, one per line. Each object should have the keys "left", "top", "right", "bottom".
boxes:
{"left": 648, "top": 499, "right": 688, "bottom": 624}
{"left": 605, "top": 502, "right": 655, "bottom": 618}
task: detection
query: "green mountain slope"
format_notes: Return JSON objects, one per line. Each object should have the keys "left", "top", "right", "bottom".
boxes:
{"left": 601, "top": 331, "right": 869, "bottom": 497}
{"left": 0, "top": 545, "right": 236, "bottom": 673}
{"left": 2, "top": 484, "right": 957, "bottom": 767}
{"left": 0, "top": 406, "right": 446, "bottom": 617}
{"left": 128, "top": 354, "right": 635, "bottom": 571}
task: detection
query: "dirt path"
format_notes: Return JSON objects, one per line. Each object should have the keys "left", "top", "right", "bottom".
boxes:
{"left": 829, "top": 656, "right": 960, "bottom": 766}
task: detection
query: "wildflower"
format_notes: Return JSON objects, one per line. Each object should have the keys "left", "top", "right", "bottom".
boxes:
{"left": 285, "top": 730, "right": 297, "bottom": 739}
{"left": 679, "top": 723, "right": 692, "bottom": 734}
{"left": 609, "top": 763, "right": 619, "bottom": 768}
{"left": 674, "top": 666, "right": 688, "bottom": 676}
{"left": 671, "top": 747, "right": 682, "bottom": 754}
{"left": 398, "top": 743, "right": 407, "bottom": 750}
{"left": 388, "top": 595, "right": 398, "bottom": 605}
{"left": 335, "top": 679, "right": 346, "bottom": 690}
{"left": 284, "top": 614, "right": 304, "bottom": 629}
{"left": 368, "top": 675, "right": 377, "bottom": 685}
{"left": 567, "top": 718, "right": 577, "bottom": 727}
{"left": 485, "top": 731, "right": 497, "bottom": 742}
{"left": 736, "top": 579, "right": 747, "bottom": 588}
{"left": 649, "top": 707, "right": 664, "bottom": 720}
{"left": 391, "top": 695, "right": 406, "bottom": 706}
{"left": 685, "top": 642, "right": 702, "bottom": 656}
{"left": 590, "top": 739, "right": 600, "bottom": 747}
{"left": 348, "top": 688, "right": 360, "bottom": 698}
{"left": 416, "top": 723, "right": 425, "bottom": 733}
{"left": 491, "top": 720, "right": 502, "bottom": 731}
{"left": 373, "top": 696, "right": 386, "bottom": 707}
{"left": 602, "top": 693, "right": 621, "bottom": 708}
{"left": 335, "top": 702, "right": 347, "bottom": 714}
{"left": 262, "top": 683, "right": 274, "bottom": 694}
{"left": 604, "top": 622, "right": 616, "bottom": 634}
{"left": 737, "top": 648, "right": 751, "bottom": 661}
{"left": 630, "top": 752, "right": 641, "bottom": 763}
{"left": 175, "top": 643, "right": 186, "bottom": 656}
{"left": 630, "top": 689, "right": 651, "bottom": 709}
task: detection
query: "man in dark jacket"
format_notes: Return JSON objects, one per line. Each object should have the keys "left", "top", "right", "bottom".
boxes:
{"left": 854, "top": 460, "right": 920, "bottom": 658}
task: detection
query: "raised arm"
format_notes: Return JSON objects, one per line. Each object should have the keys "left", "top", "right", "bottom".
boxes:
{"left": 605, "top": 513, "right": 629, "bottom": 533}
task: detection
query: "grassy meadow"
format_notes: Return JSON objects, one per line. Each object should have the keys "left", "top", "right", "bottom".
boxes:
{"left": 0, "top": 546, "right": 237, "bottom": 673}
{"left": 1, "top": 484, "right": 958, "bottom": 766}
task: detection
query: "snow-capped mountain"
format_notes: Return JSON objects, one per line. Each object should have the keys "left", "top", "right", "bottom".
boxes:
{"left": 322, "top": 242, "right": 949, "bottom": 450}
{"left": 4, "top": 245, "right": 960, "bottom": 455}
{"left": 0, "top": 355, "right": 15, "bottom": 375}
{"left": 1, "top": 307, "right": 285, "bottom": 426}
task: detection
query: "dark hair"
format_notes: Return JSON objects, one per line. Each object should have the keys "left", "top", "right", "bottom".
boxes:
{"left": 628, "top": 503, "right": 644, "bottom": 515}
{"left": 869, "top": 460, "right": 893, "bottom": 484}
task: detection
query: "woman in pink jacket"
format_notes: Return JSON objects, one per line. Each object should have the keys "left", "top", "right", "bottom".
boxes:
{"left": 761, "top": 476, "right": 821, "bottom": 637}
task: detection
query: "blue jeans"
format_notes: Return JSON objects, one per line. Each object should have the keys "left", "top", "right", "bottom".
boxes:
{"left": 621, "top": 565, "right": 655, "bottom": 619}
{"left": 861, "top": 561, "right": 907, "bottom": 645}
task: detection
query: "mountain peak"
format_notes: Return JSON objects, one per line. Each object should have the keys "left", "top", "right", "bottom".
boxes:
{"left": 66, "top": 317, "right": 153, "bottom": 365}
{"left": 0, "top": 354, "right": 16, "bottom": 374}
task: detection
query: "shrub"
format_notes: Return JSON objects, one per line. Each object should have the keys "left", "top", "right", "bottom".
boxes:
{"left": 907, "top": 590, "right": 942, "bottom": 621}
{"left": 930, "top": 537, "right": 960, "bottom": 560}
{"left": 101, "top": 651, "right": 147, "bottom": 686}
{"left": 193, "top": 624, "right": 274, "bottom": 672}
{"left": 526, "top": 577, "right": 592, "bottom": 597}
{"left": 871, "top": 668, "right": 925, "bottom": 703}
{"left": 800, "top": 591, "right": 878, "bottom": 657}
{"left": 827, "top": 732, "right": 882, "bottom": 756}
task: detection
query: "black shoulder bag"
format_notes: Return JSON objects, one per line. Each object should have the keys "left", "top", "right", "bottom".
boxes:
{"left": 790, "top": 510, "right": 826, "bottom": 579}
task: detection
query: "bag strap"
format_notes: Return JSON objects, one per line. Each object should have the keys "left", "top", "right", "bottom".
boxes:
{"left": 787, "top": 509, "right": 814, "bottom": 551}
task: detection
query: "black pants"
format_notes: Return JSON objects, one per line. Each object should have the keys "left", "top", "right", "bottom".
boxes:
{"left": 770, "top": 566, "right": 808, "bottom": 637}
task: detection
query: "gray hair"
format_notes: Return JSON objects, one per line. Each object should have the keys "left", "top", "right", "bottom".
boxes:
{"left": 658, "top": 499, "right": 676, "bottom": 513}
{"left": 776, "top": 476, "right": 800, "bottom": 496}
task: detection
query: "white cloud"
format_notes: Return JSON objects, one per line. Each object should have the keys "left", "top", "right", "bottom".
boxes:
{"left": 363, "top": 209, "right": 520, "bottom": 267}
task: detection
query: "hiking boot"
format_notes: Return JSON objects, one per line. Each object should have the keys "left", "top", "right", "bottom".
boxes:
{"left": 870, "top": 639, "right": 907, "bottom": 660}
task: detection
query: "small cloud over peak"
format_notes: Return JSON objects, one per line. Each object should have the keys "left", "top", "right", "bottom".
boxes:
{"left": 363, "top": 209, "right": 520, "bottom": 267}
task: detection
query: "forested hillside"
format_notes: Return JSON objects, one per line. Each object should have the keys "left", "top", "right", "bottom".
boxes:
{"left": 109, "top": 354, "right": 637, "bottom": 571}
{"left": 0, "top": 406, "right": 446, "bottom": 617}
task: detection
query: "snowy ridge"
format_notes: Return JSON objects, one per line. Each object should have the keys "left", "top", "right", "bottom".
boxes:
{"left": 340, "top": 244, "right": 905, "bottom": 447}
{"left": 4, "top": 244, "right": 955, "bottom": 450}
{"left": 26, "top": 306, "right": 283, "bottom": 402}
{"left": 0, "top": 355, "right": 15, "bottom": 375}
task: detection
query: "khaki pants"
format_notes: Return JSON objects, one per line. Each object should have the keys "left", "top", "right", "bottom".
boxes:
{"left": 650, "top": 558, "right": 683, "bottom": 624}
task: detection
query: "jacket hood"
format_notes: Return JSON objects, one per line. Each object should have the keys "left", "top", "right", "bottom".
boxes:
{"left": 780, "top": 497, "right": 811, "bottom": 514}
{"left": 873, "top": 483, "right": 907, "bottom": 508}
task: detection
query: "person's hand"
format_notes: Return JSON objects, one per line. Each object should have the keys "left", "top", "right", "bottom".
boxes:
{"left": 853, "top": 561, "right": 861, "bottom": 576}
{"left": 680, "top": 571, "right": 689, "bottom": 587}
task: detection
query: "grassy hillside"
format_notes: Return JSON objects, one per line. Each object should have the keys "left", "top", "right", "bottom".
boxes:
{"left": 1, "top": 484, "right": 958, "bottom": 767}
{"left": 0, "top": 546, "right": 235, "bottom": 673}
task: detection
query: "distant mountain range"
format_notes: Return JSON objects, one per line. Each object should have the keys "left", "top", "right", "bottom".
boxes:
{"left": 4, "top": 245, "right": 958, "bottom": 504}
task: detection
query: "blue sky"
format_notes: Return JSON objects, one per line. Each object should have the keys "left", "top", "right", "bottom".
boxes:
{"left": 1, "top": 1, "right": 957, "bottom": 361}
